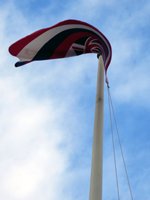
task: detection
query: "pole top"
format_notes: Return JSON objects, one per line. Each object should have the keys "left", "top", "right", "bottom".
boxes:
{"left": 97, "top": 53, "right": 102, "bottom": 59}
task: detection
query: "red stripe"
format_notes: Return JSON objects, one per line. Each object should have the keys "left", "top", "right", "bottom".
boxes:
{"left": 53, "top": 20, "right": 112, "bottom": 69}
{"left": 50, "top": 32, "right": 95, "bottom": 59}
{"left": 8, "top": 28, "right": 50, "bottom": 56}
{"left": 53, "top": 19, "right": 102, "bottom": 36}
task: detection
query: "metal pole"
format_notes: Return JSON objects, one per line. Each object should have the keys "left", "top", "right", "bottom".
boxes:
{"left": 89, "top": 55, "right": 104, "bottom": 200}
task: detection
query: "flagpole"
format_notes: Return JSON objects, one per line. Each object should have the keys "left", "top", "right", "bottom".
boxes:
{"left": 89, "top": 55, "right": 104, "bottom": 200}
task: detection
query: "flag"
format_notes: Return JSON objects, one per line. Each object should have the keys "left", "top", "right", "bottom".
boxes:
{"left": 9, "top": 19, "right": 112, "bottom": 71}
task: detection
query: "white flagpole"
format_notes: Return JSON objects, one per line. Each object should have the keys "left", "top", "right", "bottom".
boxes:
{"left": 89, "top": 55, "right": 104, "bottom": 200}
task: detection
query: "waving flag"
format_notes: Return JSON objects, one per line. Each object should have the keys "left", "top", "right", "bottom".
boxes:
{"left": 9, "top": 19, "right": 112, "bottom": 71}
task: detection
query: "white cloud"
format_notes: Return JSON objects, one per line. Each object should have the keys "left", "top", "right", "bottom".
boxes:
{"left": 0, "top": 74, "right": 70, "bottom": 199}
{"left": 106, "top": 3, "right": 150, "bottom": 107}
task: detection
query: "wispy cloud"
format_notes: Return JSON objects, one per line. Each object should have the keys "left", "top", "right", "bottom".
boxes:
{"left": 105, "top": 1, "right": 150, "bottom": 107}
{"left": 0, "top": 74, "right": 71, "bottom": 200}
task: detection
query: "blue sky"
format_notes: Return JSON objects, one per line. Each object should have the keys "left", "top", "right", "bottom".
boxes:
{"left": 0, "top": 0, "right": 150, "bottom": 200}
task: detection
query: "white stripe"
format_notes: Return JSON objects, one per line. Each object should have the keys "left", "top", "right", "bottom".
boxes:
{"left": 65, "top": 43, "right": 85, "bottom": 57}
{"left": 17, "top": 23, "right": 111, "bottom": 65}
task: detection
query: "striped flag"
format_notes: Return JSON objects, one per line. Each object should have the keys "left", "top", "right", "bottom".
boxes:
{"left": 9, "top": 19, "right": 112, "bottom": 71}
